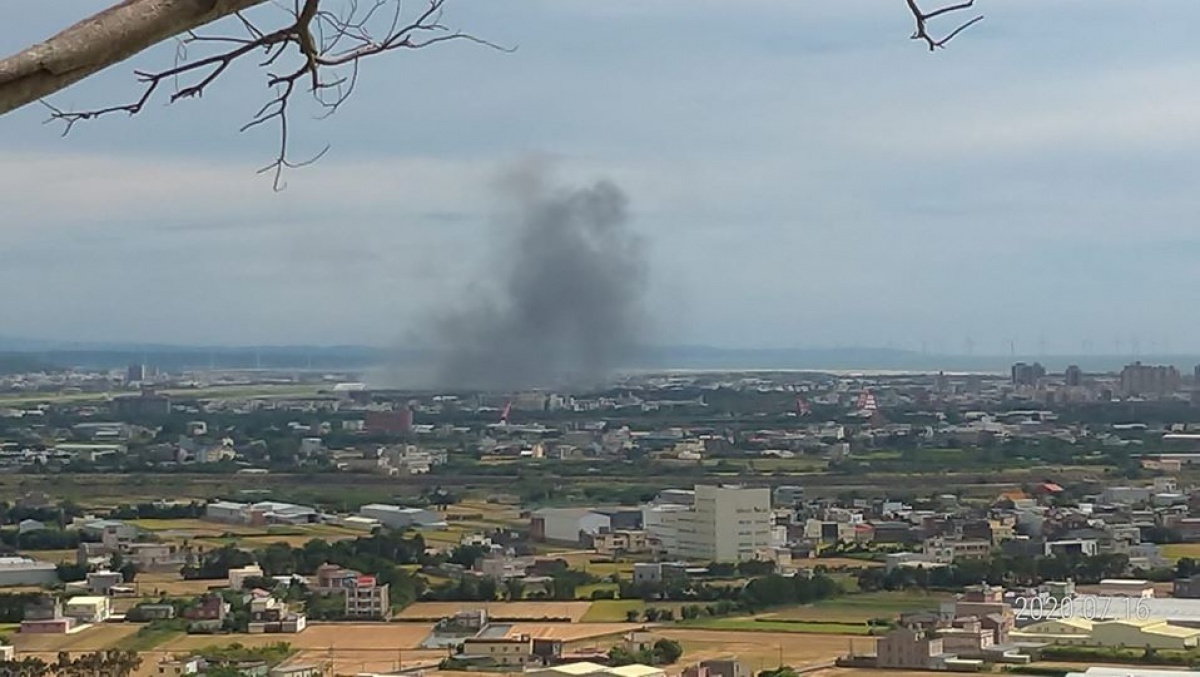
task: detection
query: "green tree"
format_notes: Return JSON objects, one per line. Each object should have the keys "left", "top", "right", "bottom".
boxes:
{"left": 652, "top": 639, "right": 683, "bottom": 665}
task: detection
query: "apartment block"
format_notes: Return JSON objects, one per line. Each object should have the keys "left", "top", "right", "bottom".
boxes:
{"left": 344, "top": 574, "right": 390, "bottom": 619}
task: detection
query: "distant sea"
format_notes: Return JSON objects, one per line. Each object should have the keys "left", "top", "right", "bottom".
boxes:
{"left": 1, "top": 336, "right": 1196, "bottom": 375}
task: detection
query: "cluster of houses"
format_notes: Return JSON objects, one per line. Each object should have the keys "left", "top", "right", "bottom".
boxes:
{"left": 517, "top": 474, "right": 1199, "bottom": 580}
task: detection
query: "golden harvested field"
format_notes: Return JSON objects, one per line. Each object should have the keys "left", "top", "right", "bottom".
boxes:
{"left": 656, "top": 629, "right": 868, "bottom": 672}
{"left": 396, "top": 601, "right": 593, "bottom": 622}
{"left": 13, "top": 623, "right": 142, "bottom": 652}
{"left": 158, "top": 622, "right": 434, "bottom": 652}
{"left": 135, "top": 570, "right": 224, "bottom": 597}
{"left": 807, "top": 557, "right": 883, "bottom": 570}
{"left": 21, "top": 549, "right": 79, "bottom": 564}
{"left": 1161, "top": 543, "right": 1200, "bottom": 561}
{"left": 810, "top": 670, "right": 946, "bottom": 677}
{"left": 507, "top": 623, "right": 642, "bottom": 642}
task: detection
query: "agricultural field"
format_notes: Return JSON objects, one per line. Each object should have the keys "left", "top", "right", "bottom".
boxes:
{"left": 581, "top": 600, "right": 691, "bottom": 622}
{"left": 135, "top": 570, "right": 223, "bottom": 597}
{"left": 22, "top": 549, "right": 79, "bottom": 565}
{"left": 678, "top": 617, "right": 873, "bottom": 635}
{"left": 551, "top": 552, "right": 637, "bottom": 578}
{"left": 506, "top": 622, "right": 643, "bottom": 642}
{"left": 807, "top": 556, "right": 884, "bottom": 570}
{"left": 11, "top": 623, "right": 142, "bottom": 653}
{"left": 759, "top": 591, "right": 947, "bottom": 624}
{"left": 396, "top": 601, "right": 593, "bottom": 622}
{"left": 656, "top": 628, "right": 868, "bottom": 673}
{"left": 1162, "top": 543, "right": 1200, "bottom": 561}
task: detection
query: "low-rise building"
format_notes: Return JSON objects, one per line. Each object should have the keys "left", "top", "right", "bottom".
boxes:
{"left": 1098, "top": 579, "right": 1155, "bottom": 598}
{"left": 85, "top": 570, "right": 124, "bottom": 595}
{"left": 530, "top": 508, "right": 612, "bottom": 544}
{"left": 344, "top": 574, "right": 390, "bottom": 619}
{"left": 247, "top": 595, "right": 307, "bottom": 634}
{"left": 0, "top": 556, "right": 59, "bottom": 587}
{"left": 876, "top": 626, "right": 947, "bottom": 670}
{"left": 591, "top": 529, "right": 648, "bottom": 555}
{"left": 229, "top": 564, "right": 265, "bottom": 590}
{"left": 154, "top": 656, "right": 206, "bottom": 676}
{"left": 269, "top": 664, "right": 324, "bottom": 677}
{"left": 64, "top": 596, "right": 111, "bottom": 624}
{"left": 461, "top": 634, "right": 535, "bottom": 666}
{"left": 19, "top": 598, "right": 74, "bottom": 634}
{"left": 359, "top": 504, "right": 448, "bottom": 530}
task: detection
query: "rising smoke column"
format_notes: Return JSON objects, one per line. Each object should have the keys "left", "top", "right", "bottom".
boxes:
{"left": 432, "top": 164, "right": 648, "bottom": 390}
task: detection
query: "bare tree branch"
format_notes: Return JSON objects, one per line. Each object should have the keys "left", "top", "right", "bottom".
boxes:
{"left": 27, "top": 0, "right": 506, "bottom": 189}
{"left": 0, "top": 0, "right": 270, "bottom": 116}
{"left": 904, "top": 0, "right": 984, "bottom": 51}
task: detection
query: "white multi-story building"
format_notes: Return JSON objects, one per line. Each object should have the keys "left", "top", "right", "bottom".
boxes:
{"left": 647, "top": 485, "right": 772, "bottom": 562}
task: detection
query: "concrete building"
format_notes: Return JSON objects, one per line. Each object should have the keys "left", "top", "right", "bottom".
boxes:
{"left": 206, "top": 500, "right": 250, "bottom": 523}
{"left": 78, "top": 519, "right": 139, "bottom": 541}
{"left": 461, "top": 634, "right": 535, "bottom": 666}
{"left": 876, "top": 626, "right": 946, "bottom": 670}
{"left": 64, "top": 596, "right": 112, "bottom": 624}
{"left": 0, "top": 556, "right": 59, "bottom": 587}
{"left": 1120, "top": 362, "right": 1181, "bottom": 398}
{"left": 670, "top": 485, "right": 772, "bottom": 562}
{"left": 642, "top": 503, "right": 690, "bottom": 554}
{"left": 247, "top": 595, "right": 307, "bottom": 634}
{"left": 772, "top": 485, "right": 805, "bottom": 508}
{"left": 591, "top": 529, "right": 648, "bottom": 555}
{"left": 85, "top": 569, "right": 124, "bottom": 595}
{"left": 364, "top": 408, "right": 413, "bottom": 435}
{"left": 229, "top": 564, "right": 266, "bottom": 590}
{"left": 19, "top": 598, "right": 74, "bottom": 634}
{"left": 344, "top": 574, "right": 390, "bottom": 619}
{"left": 695, "top": 659, "right": 747, "bottom": 677}
{"left": 359, "top": 504, "right": 447, "bottom": 530}
{"left": 154, "top": 657, "right": 206, "bottom": 676}
{"left": 1099, "top": 579, "right": 1155, "bottom": 598}
{"left": 1174, "top": 574, "right": 1200, "bottom": 599}
{"left": 530, "top": 508, "right": 611, "bottom": 544}
{"left": 270, "top": 665, "right": 324, "bottom": 677}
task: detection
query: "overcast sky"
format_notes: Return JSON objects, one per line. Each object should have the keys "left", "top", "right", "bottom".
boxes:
{"left": 2, "top": 0, "right": 1199, "bottom": 352}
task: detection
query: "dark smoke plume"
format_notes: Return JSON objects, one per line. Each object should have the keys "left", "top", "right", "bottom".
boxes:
{"left": 432, "top": 164, "right": 648, "bottom": 390}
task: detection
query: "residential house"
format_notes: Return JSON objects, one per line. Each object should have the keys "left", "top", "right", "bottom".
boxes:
{"left": 85, "top": 569, "right": 125, "bottom": 595}
{"left": 461, "top": 634, "right": 535, "bottom": 666}
{"left": 247, "top": 594, "right": 307, "bottom": 634}
{"left": 344, "top": 574, "right": 390, "bottom": 619}
{"left": 19, "top": 597, "right": 74, "bottom": 634}
{"left": 591, "top": 529, "right": 648, "bottom": 556}
{"left": 154, "top": 656, "right": 206, "bottom": 676}
{"left": 876, "top": 627, "right": 947, "bottom": 670}
{"left": 184, "top": 593, "right": 229, "bottom": 632}
{"left": 64, "top": 596, "right": 111, "bottom": 624}
{"left": 229, "top": 564, "right": 265, "bottom": 589}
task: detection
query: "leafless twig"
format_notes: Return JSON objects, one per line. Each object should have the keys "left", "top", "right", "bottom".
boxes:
{"left": 905, "top": 0, "right": 984, "bottom": 51}
{"left": 42, "top": 0, "right": 509, "bottom": 190}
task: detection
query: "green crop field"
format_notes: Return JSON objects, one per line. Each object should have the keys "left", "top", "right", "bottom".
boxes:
{"left": 760, "top": 591, "right": 946, "bottom": 623}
